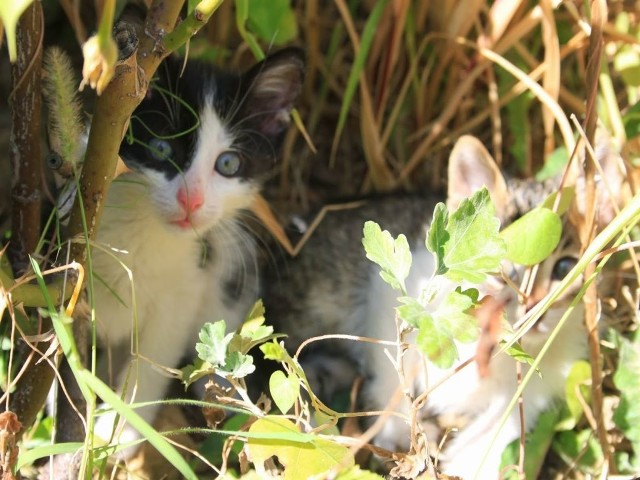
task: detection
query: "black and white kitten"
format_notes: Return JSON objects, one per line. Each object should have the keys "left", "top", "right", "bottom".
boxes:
{"left": 91, "top": 49, "right": 305, "bottom": 453}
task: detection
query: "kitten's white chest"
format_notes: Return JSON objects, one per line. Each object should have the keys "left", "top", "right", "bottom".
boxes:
{"left": 92, "top": 176, "right": 207, "bottom": 350}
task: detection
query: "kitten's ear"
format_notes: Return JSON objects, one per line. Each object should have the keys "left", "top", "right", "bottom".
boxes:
{"left": 447, "top": 136, "right": 509, "bottom": 215}
{"left": 241, "top": 48, "right": 305, "bottom": 140}
{"left": 568, "top": 132, "right": 628, "bottom": 228}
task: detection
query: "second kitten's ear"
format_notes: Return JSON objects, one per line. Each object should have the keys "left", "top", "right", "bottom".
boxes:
{"left": 447, "top": 136, "right": 509, "bottom": 216}
{"left": 240, "top": 48, "right": 305, "bottom": 140}
{"left": 567, "top": 132, "right": 629, "bottom": 229}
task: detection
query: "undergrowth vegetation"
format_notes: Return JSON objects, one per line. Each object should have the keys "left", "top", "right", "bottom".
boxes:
{"left": 0, "top": 0, "right": 639, "bottom": 479}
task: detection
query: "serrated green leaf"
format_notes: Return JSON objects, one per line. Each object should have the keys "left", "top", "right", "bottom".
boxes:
{"left": 400, "top": 292, "right": 478, "bottom": 369}
{"left": 269, "top": 371, "right": 300, "bottom": 414}
{"left": 196, "top": 321, "right": 233, "bottom": 366}
{"left": 432, "top": 290, "right": 478, "bottom": 344}
{"left": 260, "top": 341, "right": 289, "bottom": 362}
{"left": 245, "top": 0, "right": 297, "bottom": 45}
{"left": 397, "top": 296, "right": 428, "bottom": 329}
{"left": 416, "top": 313, "right": 457, "bottom": 369}
{"left": 219, "top": 351, "right": 255, "bottom": 379}
{"left": 443, "top": 188, "right": 506, "bottom": 283}
{"left": 241, "top": 299, "right": 266, "bottom": 328}
{"left": 180, "top": 357, "right": 214, "bottom": 387}
{"left": 232, "top": 300, "right": 276, "bottom": 353}
{"left": 426, "top": 202, "right": 449, "bottom": 275}
{"left": 500, "top": 207, "right": 562, "bottom": 266}
{"left": 362, "top": 221, "right": 412, "bottom": 292}
{"left": 247, "top": 416, "right": 355, "bottom": 479}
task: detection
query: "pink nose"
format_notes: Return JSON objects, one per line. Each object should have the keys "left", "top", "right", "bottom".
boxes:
{"left": 176, "top": 188, "right": 204, "bottom": 214}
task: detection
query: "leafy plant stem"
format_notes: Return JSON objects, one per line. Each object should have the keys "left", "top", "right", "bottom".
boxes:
{"left": 96, "top": 0, "right": 115, "bottom": 54}
{"left": 163, "top": 0, "right": 224, "bottom": 52}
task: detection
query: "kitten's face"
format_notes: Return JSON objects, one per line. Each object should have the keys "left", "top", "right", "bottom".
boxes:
{"left": 448, "top": 135, "right": 624, "bottom": 336}
{"left": 118, "top": 49, "right": 305, "bottom": 233}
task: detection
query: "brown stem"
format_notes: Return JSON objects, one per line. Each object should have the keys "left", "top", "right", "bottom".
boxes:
{"left": 5, "top": 1, "right": 47, "bottom": 436}
{"left": 583, "top": 0, "right": 612, "bottom": 471}
{"left": 8, "top": 2, "right": 44, "bottom": 275}
{"left": 56, "top": 0, "right": 185, "bottom": 447}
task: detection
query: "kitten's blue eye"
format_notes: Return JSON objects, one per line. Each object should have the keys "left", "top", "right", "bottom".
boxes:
{"left": 149, "top": 138, "right": 173, "bottom": 162}
{"left": 551, "top": 256, "right": 577, "bottom": 281}
{"left": 215, "top": 151, "right": 242, "bottom": 177}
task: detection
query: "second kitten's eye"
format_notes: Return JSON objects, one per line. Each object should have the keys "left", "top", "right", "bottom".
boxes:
{"left": 215, "top": 151, "right": 241, "bottom": 177}
{"left": 551, "top": 256, "right": 578, "bottom": 281}
{"left": 149, "top": 138, "right": 173, "bottom": 162}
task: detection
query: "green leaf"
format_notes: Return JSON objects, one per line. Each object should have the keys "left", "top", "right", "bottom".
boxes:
{"left": 456, "top": 287, "right": 480, "bottom": 304}
{"left": 501, "top": 408, "right": 560, "bottom": 480}
{"left": 415, "top": 312, "right": 457, "bottom": 369}
{"left": 196, "top": 321, "right": 233, "bottom": 366}
{"left": 433, "top": 290, "right": 478, "bottom": 343}
{"left": 17, "top": 441, "right": 84, "bottom": 471}
{"left": 556, "top": 360, "right": 592, "bottom": 431}
{"left": 180, "top": 357, "right": 214, "bottom": 387}
{"left": 199, "top": 413, "right": 249, "bottom": 465}
{"left": 500, "top": 409, "right": 558, "bottom": 480}
{"left": 234, "top": 0, "right": 264, "bottom": 59}
{"left": 240, "top": 300, "right": 270, "bottom": 338}
{"left": 442, "top": 188, "right": 506, "bottom": 283}
{"left": 623, "top": 101, "right": 640, "bottom": 140}
{"left": 219, "top": 351, "right": 255, "bottom": 379}
{"left": 503, "top": 341, "right": 536, "bottom": 368}
{"left": 333, "top": 0, "right": 389, "bottom": 153}
{"left": 613, "top": 333, "right": 640, "bottom": 458}
{"left": 540, "top": 186, "right": 575, "bottom": 216}
{"left": 500, "top": 208, "right": 562, "bottom": 266}
{"left": 426, "top": 202, "right": 449, "bottom": 275}
{"left": 247, "top": 416, "right": 355, "bottom": 479}
{"left": 400, "top": 291, "right": 478, "bottom": 369}
{"left": 232, "top": 300, "right": 278, "bottom": 353}
{"left": 552, "top": 429, "right": 603, "bottom": 474}
{"left": 269, "top": 371, "right": 300, "bottom": 414}
{"left": 260, "top": 341, "right": 289, "bottom": 362}
{"left": 536, "top": 146, "right": 569, "bottom": 181}
{"left": 362, "top": 221, "right": 412, "bottom": 292}
{"left": 614, "top": 44, "right": 640, "bottom": 87}
{"left": 336, "top": 466, "right": 384, "bottom": 479}
{"left": 245, "top": 0, "right": 298, "bottom": 45}
{"left": 397, "top": 296, "right": 427, "bottom": 329}
{"left": 0, "top": 0, "right": 34, "bottom": 61}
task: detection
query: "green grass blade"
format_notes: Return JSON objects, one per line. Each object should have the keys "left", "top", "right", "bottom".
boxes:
{"left": 332, "top": 0, "right": 389, "bottom": 157}
{"left": 17, "top": 442, "right": 84, "bottom": 471}
{"left": 81, "top": 370, "right": 198, "bottom": 480}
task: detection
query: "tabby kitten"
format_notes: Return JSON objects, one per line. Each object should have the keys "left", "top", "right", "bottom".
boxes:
{"left": 91, "top": 48, "right": 304, "bottom": 454}
{"left": 264, "top": 135, "right": 625, "bottom": 478}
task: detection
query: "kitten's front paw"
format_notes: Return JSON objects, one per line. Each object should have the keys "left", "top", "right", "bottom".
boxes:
{"left": 94, "top": 408, "right": 143, "bottom": 460}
